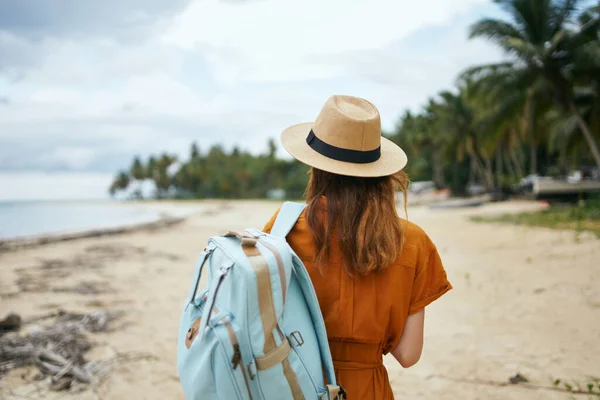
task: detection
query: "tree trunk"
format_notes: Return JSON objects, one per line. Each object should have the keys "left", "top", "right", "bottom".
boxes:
{"left": 529, "top": 139, "right": 538, "bottom": 175}
{"left": 568, "top": 99, "right": 600, "bottom": 169}
{"left": 468, "top": 158, "right": 476, "bottom": 184}
{"left": 485, "top": 157, "right": 494, "bottom": 188}
{"left": 432, "top": 147, "right": 445, "bottom": 189}
{"left": 470, "top": 151, "right": 493, "bottom": 189}
{"left": 526, "top": 96, "right": 538, "bottom": 175}
{"left": 470, "top": 134, "right": 494, "bottom": 188}
{"left": 510, "top": 147, "right": 525, "bottom": 179}
{"left": 495, "top": 146, "right": 503, "bottom": 187}
{"left": 504, "top": 150, "right": 517, "bottom": 181}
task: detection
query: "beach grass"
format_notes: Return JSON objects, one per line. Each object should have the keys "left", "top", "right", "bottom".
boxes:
{"left": 471, "top": 199, "right": 600, "bottom": 239}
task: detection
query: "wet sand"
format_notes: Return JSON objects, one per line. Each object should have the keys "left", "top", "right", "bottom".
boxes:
{"left": 1, "top": 200, "right": 598, "bottom": 399}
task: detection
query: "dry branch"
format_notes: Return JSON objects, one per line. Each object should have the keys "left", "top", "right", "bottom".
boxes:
{"left": 0, "top": 310, "right": 124, "bottom": 387}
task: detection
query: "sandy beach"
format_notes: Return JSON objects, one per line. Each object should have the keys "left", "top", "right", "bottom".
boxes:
{"left": 1, "top": 200, "right": 599, "bottom": 399}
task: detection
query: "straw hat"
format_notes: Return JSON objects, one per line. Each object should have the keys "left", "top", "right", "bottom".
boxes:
{"left": 281, "top": 95, "right": 407, "bottom": 177}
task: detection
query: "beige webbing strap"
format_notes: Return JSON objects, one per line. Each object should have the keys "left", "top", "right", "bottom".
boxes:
{"left": 282, "top": 357, "right": 304, "bottom": 399}
{"left": 242, "top": 246, "right": 303, "bottom": 400}
{"left": 257, "top": 239, "right": 288, "bottom": 303}
{"left": 243, "top": 245, "right": 261, "bottom": 257}
{"left": 325, "top": 385, "right": 343, "bottom": 400}
{"left": 245, "top": 251, "right": 278, "bottom": 351}
{"left": 225, "top": 231, "right": 258, "bottom": 247}
{"left": 255, "top": 338, "right": 291, "bottom": 370}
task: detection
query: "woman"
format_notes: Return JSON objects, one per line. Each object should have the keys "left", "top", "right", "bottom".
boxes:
{"left": 262, "top": 95, "right": 452, "bottom": 399}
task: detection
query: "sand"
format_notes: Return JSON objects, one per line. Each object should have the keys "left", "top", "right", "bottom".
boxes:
{"left": 1, "top": 200, "right": 599, "bottom": 399}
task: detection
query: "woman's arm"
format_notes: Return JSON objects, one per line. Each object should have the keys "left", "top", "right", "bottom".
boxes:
{"left": 391, "top": 309, "right": 424, "bottom": 368}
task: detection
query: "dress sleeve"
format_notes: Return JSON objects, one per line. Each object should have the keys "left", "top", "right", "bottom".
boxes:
{"left": 262, "top": 207, "right": 281, "bottom": 234}
{"left": 408, "top": 243, "right": 452, "bottom": 315}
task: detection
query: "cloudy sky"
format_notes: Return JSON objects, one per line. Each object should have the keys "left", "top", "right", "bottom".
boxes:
{"left": 0, "top": 0, "right": 506, "bottom": 200}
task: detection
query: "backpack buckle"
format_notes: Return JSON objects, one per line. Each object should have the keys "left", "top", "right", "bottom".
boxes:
{"left": 323, "top": 385, "right": 346, "bottom": 400}
{"left": 225, "top": 231, "right": 258, "bottom": 247}
{"left": 288, "top": 331, "right": 304, "bottom": 347}
{"left": 184, "top": 317, "right": 202, "bottom": 349}
{"left": 247, "top": 362, "right": 257, "bottom": 380}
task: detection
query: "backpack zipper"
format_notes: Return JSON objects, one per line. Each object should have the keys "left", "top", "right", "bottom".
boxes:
{"left": 222, "top": 318, "right": 253, "bottom": 400}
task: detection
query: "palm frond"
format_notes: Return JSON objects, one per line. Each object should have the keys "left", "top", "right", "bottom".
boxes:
{"left": 545, "top": 108, "right": 592, "bottom": 155}
{"left": 493, "top": 0, "right": 519, "bottom": 12}
{"left": 469, "top": 18, "right": 525, "bottom": 43}
{"left": 461, "top": 65, "right": 535, "bottom": 105}
{"left": 476, "top": 93, "right": 526, "bottom": 149}
{"left": 438, "top": 90, "right": 459, "bottom": 104}
{"left": 572, "top": 42, "right": 600, "bottom": 70}
{"left": 551, "top": 0, "right": 584, "bottom": 33}
{"left": 565, "top": 14, "right": 600, "bottom": 48}
{"left": 546, "top": 29, "right": 568, "bottom": 55}
{"left": 487, "top": 92, "right": 528, "bottom": 129}
{"left": 504, "top": 37, "right": 542, "bottom": 58}
{"left": 507, "top": 0, "right": 553, "bottom": 44}
{"left": 459, "top": 61, "right": 516, "bottom": 84}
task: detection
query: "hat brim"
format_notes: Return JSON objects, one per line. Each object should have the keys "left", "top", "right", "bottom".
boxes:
{"left": 281, "top": 122, "right": 408, "bottom": 178}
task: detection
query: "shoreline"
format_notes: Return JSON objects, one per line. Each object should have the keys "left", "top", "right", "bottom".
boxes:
{"left": 0, "top": 214, "right": 186, "bottom": 253}
{"left": 0, "top": 200, "right": 235, "bottom": 252}
{"left": 0, "top": 199, "right": 215, "bottom": 252}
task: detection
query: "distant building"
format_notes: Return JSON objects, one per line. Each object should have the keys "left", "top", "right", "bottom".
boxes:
{"left": 267, "top": 188, "right": 286, "bottom": 200}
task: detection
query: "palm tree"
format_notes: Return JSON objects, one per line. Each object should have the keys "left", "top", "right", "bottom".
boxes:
{"left": 130, "top": 157, "right": 145, "bottom": 181}
{"left": 394, "top": 109, "right": 445, "bottom": 188}
{"left": 108, "top": 139, "right": 314, "bottom": 199}
{"left": 146, "top": 156, "right": 157, "bottom": 181}
{"left": 190, "top": 142, "right": 201, "bottom": 161}
{"left": 186, "top": 143, "right": 203, "bottom": 196}
{"left": 109, "top": 171, "right": 130, "bottom": 197}
{"left": 464, "top": 0, "right": 600, "bottom": 168}
{"left": 154, "top": 153, "right": 177, "bottom": 198}
{"left": 129, "top": 156, "right": 145, "bottom": 199}
{"left": 435, "top": 85, "right": 498, "bottom": 188}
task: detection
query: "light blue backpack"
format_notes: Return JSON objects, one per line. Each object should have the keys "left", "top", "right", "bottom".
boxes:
{"left": 177, "top": 202, "right": 346, "bottom": 400}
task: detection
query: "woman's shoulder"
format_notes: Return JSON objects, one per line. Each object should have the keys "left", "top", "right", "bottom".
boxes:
{"left": 391, "top": 219, "right": 439, "bottom": 270}
{"left": 401, "top": 219, "right": 435, "bottom": 251}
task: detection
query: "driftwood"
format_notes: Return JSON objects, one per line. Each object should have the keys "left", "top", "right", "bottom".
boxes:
{"left": 0, "top": 313, "right": 22, "bottom": 334}
{"left": 0, "top": 310, "right": 125, "bottom": 388}
{"left": 34, "top": 349, "right": 92, "bottom": 383}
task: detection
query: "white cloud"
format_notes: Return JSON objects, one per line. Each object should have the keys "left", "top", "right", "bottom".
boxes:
{"left": 38, "top": 147, "right": 98, "bottom": 170}
{"left": 0, "top": 0, "right": 509, "bottom": 199}
{"left": 161, "top": 0, "right": 490, "bottom": 84}
{"left": 0, "top": 35, "right": 182, "bottom": 86}
{"left": 0, "top": 0, "right": 193, "bottom": 41}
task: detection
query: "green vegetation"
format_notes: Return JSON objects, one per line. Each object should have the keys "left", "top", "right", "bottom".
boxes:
{"left": 471, "top": 198, "right": 600, "bottom": 238}
{"left": 109, "top": 140, "right": 310, "bottom": 200}
{"left": 552, "top": 376, "right": 600, "bottom": 396}
{"left": 110, "top": 0, "right": 600, "bottom": 199}
{"left": 388, "top": 0, "right": 600, "bottom": 194}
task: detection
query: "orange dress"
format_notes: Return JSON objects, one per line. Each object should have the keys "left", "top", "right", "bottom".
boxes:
{"left": 263, "top": 207, "right": 452, "bottom": 400}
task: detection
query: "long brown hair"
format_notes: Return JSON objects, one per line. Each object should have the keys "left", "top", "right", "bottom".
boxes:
{"left": 304, "top": 168, "right": 410, "bottom": 275}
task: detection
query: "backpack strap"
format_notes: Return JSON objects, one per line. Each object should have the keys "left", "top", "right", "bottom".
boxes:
{"left": 270, "top": 201, "right": 346, "bottom": 397}
{"left": 269, "top": 202, "right": 307, "bottom": 238}
{"left": 291, "top": 256, "right": 344, "bottom": 395}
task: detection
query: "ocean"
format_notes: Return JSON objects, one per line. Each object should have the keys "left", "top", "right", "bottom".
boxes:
{"left": 0, "top": 201, "right": 164, "bottom": 240}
